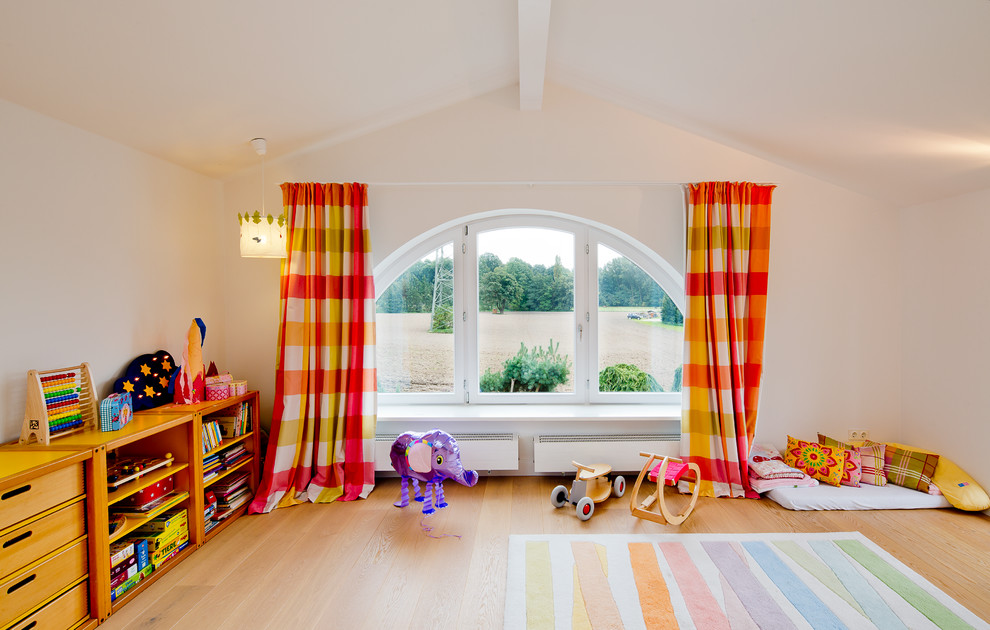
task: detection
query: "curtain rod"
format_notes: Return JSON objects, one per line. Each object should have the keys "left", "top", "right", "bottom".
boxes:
{"left": 364, "top": 180, "right": 688, "bottom": 187}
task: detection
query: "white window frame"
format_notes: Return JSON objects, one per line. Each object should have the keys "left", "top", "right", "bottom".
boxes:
{"left": 374, "top": 210, "right": 684, "bottom": 406}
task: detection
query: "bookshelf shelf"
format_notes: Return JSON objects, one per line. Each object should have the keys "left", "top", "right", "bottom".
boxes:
{"left": 205, "top": 457, "right": 253, "bottom": 488}
{"left": 107, "top": 462, "right": 190, "bottom": 507}
{"left": 108, "top": 491, "right": 190, "bottom": 544}
{"left": 203, "top": 431, "right": 253, "bottom": 459}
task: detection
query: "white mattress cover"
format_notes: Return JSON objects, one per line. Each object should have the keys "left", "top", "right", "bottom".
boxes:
{"left": 766, "top": 482, "right": 952, "bottom": 510}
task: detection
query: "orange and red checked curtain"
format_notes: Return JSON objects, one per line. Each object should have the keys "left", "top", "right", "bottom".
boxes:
{"left": 250, "top": 182, "right": 377, "bottom": 513}
{"left": 681, "top": 182, "right": 773, "bottom": 498}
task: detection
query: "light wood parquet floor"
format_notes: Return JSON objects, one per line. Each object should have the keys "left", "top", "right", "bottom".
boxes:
{"left": 99, "top": 476, "right": 990, "bottom": 629}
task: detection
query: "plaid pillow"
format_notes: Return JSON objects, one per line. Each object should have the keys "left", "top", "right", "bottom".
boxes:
{"left": 784, "top": 436, "right": 845, "bottom": 487}
{"left": 817, "top": 433, "right": 862, "bottom": 487}
{"left": 856, "top": 444, "right": 887, "bottom": 486}
{"left": 884, "top": 445, "right": 939, "bottom": 493}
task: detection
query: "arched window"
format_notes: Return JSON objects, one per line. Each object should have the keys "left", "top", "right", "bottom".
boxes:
{"left": 375, "top": 211, "right": 683, "bottom": 405}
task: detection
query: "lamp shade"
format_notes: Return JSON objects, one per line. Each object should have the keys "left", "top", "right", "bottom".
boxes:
{"left": 239, "top": 213, "right": 287, "bottom": 258}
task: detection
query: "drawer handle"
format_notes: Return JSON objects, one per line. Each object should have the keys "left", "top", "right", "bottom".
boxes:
{"left": 2, "top": 531, "right": 32, "bottom": 548}
{"left": 7, "top": 573, "right": 36, "bottom": 594}
{"left": 12, "top": 622, "right": 36, "bottom": 630}
{"left": 1, "top": 484, "right": 31, "bottom": 501}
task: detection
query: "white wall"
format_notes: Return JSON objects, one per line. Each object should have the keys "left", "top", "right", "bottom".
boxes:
{"left": 222, "top": 84, "right": 903, "bottom": 459}
{"left": 0, "top": 98, "right": 225, "bottom": 443}
{"left": 899, "top": 188, "right": 990, "bottom": 489}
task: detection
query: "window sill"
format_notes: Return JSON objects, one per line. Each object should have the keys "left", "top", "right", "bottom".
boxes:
{"left": 377, "top": 403, "right": 681, "bottom": 423}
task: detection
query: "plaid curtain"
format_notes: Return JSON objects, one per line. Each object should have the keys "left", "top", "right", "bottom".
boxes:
{"left": 681, "top": 182, "right": 774, "bottom": 498}
{"left": 250, "top": 182, "right": 377, "bottom": 513}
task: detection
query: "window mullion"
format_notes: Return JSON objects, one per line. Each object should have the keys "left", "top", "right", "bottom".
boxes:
{"left": 461, "top": 224, "right": 479, "bottom": 402}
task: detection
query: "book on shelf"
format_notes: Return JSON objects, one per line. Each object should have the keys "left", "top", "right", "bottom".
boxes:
{"left": 109, "top": 540, "right": 135, "bottom": 567}
{"left": 219, "top": 444, "right": 249, "bottom": 468}
{"left": 214, "top": 415, "right": 240, "bottom": 439}
{"left": 218, "top": 485, "right": 251, "bottom": 507}
{"left": 212, "top": 472, "right": 250, "bottom": 499}
{"left": 109, "top": 490, "right": 182, "bottom": 516}
{"left": 110, "top": 555, "right": 137, "bottom": 587}
{"left": 150, "top": 532, "right": 189, "bottom": 568}
{"left": 207, "top": 401, "right": 251, "bottom": 439}
{"left": 111, "top": 564, "right": 154, "bottom": 602}
{"left": 138, "top": 509, "right": 187, "bottom": 533}
{"left": 216, "top": 492, "right": 250, "bottom": 519}
{"left": 202, "top": 420, "right": 222, "bottom": 453}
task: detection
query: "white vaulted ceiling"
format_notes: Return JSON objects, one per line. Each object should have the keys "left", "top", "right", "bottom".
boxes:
{"left": 1, "top": 0, "right": 988, "bottom": 206}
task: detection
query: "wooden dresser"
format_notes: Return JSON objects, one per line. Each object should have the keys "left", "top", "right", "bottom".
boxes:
{"left": 0, "top": 449, "right": 99, "bottom": 630}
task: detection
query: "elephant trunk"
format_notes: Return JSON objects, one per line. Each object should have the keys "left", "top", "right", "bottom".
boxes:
{"left": 458, "top": 469, "right": 479, "bottom": 487}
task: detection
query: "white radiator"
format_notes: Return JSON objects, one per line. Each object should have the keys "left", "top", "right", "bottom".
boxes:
{"left": 375, "top": 432, "right": 519, "bottom": 472}
{"left": 533, "top": 433, "right": 680, "bottom": 473}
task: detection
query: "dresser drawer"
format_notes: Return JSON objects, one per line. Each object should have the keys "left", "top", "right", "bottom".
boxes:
{"left": 2, "top": 578, "right": 88, "bottom": 630}
{"left": 0, "top": 465, "right": 84, "bottom": 533}
{"left": 0, "top": 540, "right": 87, "bottom": 628}
{"left": 0, "top": 502, "right": 86, "bottom": 582}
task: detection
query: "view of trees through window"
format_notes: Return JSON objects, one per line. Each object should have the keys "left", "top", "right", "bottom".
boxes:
{"left": 374, "top": 220, "right": 684, "bottom": 400}
{"left": 477, "top": 227, "right": 575, "bottom": 393}
{"left": 376, "top": 243, "right": 455, "bottom": 393}
{"left": 597, "top": 245, "right": 683, "bottom": 394}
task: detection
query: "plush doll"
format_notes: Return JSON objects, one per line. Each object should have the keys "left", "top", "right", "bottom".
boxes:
{"left": 173, "top": 318, "right": 206, "bottom": 404}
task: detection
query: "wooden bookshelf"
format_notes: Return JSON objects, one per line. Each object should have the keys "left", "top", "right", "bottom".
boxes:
{"left": 1, "top": 391, "right": 262, "bottom": 627}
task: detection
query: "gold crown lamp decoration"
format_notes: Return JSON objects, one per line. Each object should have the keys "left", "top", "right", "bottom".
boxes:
{"left": 238, "top": 137, "right": 287, "bottom": 258}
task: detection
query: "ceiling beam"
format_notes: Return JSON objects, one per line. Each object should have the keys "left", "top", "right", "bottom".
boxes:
{"left": 518, "top": 0, "right": 551, "bottom": 111}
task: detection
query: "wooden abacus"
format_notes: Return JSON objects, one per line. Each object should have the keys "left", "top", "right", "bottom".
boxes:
{"left": 19, "top": 362, "right": 99, "bottom": 445}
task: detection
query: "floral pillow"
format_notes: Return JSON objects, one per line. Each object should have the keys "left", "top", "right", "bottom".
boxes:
{"left": 784, "top": 436, "right": 846, "bottom": 487}
{"left": 817, "top": 433, "right": 862, "bottom": 487}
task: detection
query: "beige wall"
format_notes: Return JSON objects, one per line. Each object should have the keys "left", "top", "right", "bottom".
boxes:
{"left": 899, "top": 188, "right": 990, "bottom": 489}
{"left": 0, "top": 98, "right": 225, "bottom": 442}
{"left": 222, "top": 84, "right": 903, "bottom": 453}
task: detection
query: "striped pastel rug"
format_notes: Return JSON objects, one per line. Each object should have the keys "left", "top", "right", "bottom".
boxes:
{"left": 505, "top": 532, "right": 988, "bottom": 629}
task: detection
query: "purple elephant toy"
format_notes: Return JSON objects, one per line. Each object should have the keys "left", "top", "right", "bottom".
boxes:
{"left": 391, "top": 429, "right": 479, "bottom": 514}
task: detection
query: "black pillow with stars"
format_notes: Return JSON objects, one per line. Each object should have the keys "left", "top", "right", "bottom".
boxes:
{"left": 113, "top": 350, "right": 179, "bottom": 411}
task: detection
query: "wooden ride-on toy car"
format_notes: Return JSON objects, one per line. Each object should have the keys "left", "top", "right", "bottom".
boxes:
{"left": 551, "top": 460, "right": 626, "bottom": 521}
{"left": 630, "top": 451, "right": 701, "bottom": 526}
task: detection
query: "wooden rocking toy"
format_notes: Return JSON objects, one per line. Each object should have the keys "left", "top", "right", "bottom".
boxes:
{"left": 629, "top": 451, "right": 701, "bottom": 526}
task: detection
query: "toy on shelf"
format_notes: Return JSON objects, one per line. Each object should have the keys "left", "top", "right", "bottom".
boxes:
{"left": 19, "top": 362, "right": 99, "bottom": 445}
{"left": 629, "top": 451, "right": 701, "bottom": 526}
{"left": 113, "top": 350, "right": 178, "bottom": 411}
{"left": 100, "top": 391, "right": 134, "bottom": 431}
{"left": 174, "top": 318, "right": 206, "bottom": 405}
{"left": 551, "top": 460, "right": 626, "bottom": 521}
{"left": 107, "top": 454, "right": 174, "bottom": 489}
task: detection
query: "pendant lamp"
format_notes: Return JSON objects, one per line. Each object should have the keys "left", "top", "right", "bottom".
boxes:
{"left": 238, "top": 138, "right": 287, "bottom": 258}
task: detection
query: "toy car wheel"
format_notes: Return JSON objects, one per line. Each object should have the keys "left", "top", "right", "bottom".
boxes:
{"left": 576, "top": 497, "right": 594, "bottom": 521}
{"left": 612, "top": 475, "right": 626, "bottom": 498}
{"left": 551, "top": 485, "right": 569, "bottom": 508}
